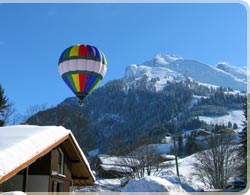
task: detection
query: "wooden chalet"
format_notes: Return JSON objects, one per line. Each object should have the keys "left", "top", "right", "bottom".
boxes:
{"left": 196, "top": 129, "right": 212, "bottom": 137}
{"left": 97, "top": 154, "right": 140, "bottom": 178}
{"left": 217, "top": 128, "right": 238, "bottom": 134}
{"left": 0, "top": 125, "right": 95, "bottom": 192}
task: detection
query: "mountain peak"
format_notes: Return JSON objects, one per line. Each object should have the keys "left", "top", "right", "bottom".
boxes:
{"left": 216, "top": 62, "right": 247, "bottom": 83}
{"left": 143, "top": 53, "right": 184, "bottom": 66}
{"left": 216, "top": 62, "right": 246, "bottom": 74}
{"left": 154, "top": 53, "right": 184, "bottom": 65}
{"left": 124, "top": 53, "right": 247, "bottom": 92}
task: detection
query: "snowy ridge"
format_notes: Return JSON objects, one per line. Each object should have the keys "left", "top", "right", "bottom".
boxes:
{"left": 144, "top": 54, "right": 184, "bottom": 66}
{"left": 125, "top": 64, "right": 186, "bottom": 91}
{"left": 124, "top": 54, "right": 247, "bottom": 92}
{"left": 216, "top": 62, "right": 248, "bottom": 83}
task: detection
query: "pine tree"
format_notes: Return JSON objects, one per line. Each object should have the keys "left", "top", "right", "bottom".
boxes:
{"left": 177, "top": 134, "right": 184, "bottom": 157}
{"left": 0, "top": 85, "right": 9, "bottom": 126}
{"left": 238, "top": 98, "right": 247, "bottom": 179}
{"left": 185, "top": 134, "right": 199, "bottom": 155}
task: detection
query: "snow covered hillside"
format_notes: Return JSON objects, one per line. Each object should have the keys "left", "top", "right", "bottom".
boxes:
{"left": 78, "top": 109, "right": 245, "bottom": 192}
{"left": 124, "top": 54, "right": 247, "bottom": 92}
{"left": 198, "top": 110, "right": 244, "bottom": 130}
{"left": 75, "top": 153, "right": 206, "bottom": 193}
{"left": 125, "top": 64, "right": 186, "bottom": 91}
{"left": 27, "top": 52, "right": 247, "bottom": 157}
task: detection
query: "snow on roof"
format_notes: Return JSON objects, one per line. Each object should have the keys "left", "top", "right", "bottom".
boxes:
{"left": 0, "top": 125, "right": 94, "bottom": 184}
{"left": 160, "top": 154, "right": 176, "bottom": 161}
{"left": 196, "top": 129, "right": 212, "bottom": 136}
{"left": 98, "top": 154, "right": 140, "bottom": 167}
{"left": 100, "top": 164, "right": 133, "bottom": 173}
{"left": 217, "top": 128, "right": 238, "bottom": 134}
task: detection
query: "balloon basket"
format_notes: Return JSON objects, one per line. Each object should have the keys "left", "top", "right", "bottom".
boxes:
{"left": 78, "top": 100, "right": 84, "bottom": 107}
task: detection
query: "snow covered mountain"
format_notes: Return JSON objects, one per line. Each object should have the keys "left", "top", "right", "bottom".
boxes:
{"left": 125, "top": 64, "right": 186, "bottom": 91}
{"left": 27, "top": 53, "right": 247, "bottom": 155}
{"left": 124, "top": 54, "right": 247, "bottom": 92}
{"left": 216, "top": 62, "right": 248, "bottom": 83}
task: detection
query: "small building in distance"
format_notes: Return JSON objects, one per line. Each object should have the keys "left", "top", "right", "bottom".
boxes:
{"left": 196, "top": 129, "right": 212, "bottom": 137}
{"left": 96, "top": 154, "right": 140, "bottom": 178}
{"left": 217, "top": 128, "right": 238, "bottom": 134}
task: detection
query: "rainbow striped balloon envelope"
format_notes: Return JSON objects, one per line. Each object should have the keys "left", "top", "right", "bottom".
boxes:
{"left": 58, "top": 44, "right": 107, "bottom": 105}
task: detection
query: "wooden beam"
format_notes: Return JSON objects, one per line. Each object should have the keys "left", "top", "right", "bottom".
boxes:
{"left": 70, "top": 159, "right": 80, "bottom": 163}
{"left": 67, "top": 134, "right": 95, "bottom": 184}
{"left": 22, "top": 166, "right": 29, "bottom": 192}
{"left": 72, "top": 176, "right": 89, "bottom": 180}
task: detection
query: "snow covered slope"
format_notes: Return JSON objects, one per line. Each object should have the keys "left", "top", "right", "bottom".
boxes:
{"left": 216, "top": 62, "right": 247, "bottom": 82}
{"left": 124, "top": 54, "right": 247, "bottom": 92}
{"left": 198, "top": 110, "right": 244, "bottom": 130}
{"left": 125, "top": 64, "right": 185, "bottom": 91}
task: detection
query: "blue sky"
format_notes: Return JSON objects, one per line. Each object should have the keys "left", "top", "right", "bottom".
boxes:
{"left": 0, "top": 2, "right": 247, "bottom": 115}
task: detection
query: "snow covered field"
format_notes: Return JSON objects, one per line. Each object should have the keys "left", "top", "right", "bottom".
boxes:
{"left": 75, "top": 153, "right": 205, "bottom": 193}
{"left": 77, "top": 109, "right": 246, "bottom": 193}
{"left": 198, "top": 110, "right": 244, "bottom": 130}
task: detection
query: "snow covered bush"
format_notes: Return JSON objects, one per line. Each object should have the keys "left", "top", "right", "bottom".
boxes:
{"left": 193, "top": 134, "right": 241, "bottom": 189}
{"left": 122, "top": 175, "right": 189, "bottom": 193}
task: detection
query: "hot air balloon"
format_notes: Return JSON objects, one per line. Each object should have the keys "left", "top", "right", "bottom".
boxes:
{"left": 58, "top": 44, "right": 107, "bottom": 106}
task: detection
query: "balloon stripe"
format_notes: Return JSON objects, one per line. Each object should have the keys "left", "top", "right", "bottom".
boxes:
{"left": 85, "top": 76, "right": 98, "bottom": 93}
{"left": 101, "top": 51, "right": 107, "bottom": 65}
{"left": 67, "top": 74, "right": 77, "bottom": 92}
{"left": 69, "top": 45, "right": 80, "bottom": 57}
{"left": 59, "top": 59, "right": 104, "bottom": 77}
{"left": 59, "top": 49, "right": 67, "bottom": 63}
{"left": 72, "top": 74, "right": 80, "bottom": 92}
{"left": 79, "top": 74, "right": 85, "bottom": 92}
{"left": 93, "top": 46, "right": 101, "bottom": 61}
{"left": 62, "top": 70, "right": 102, "bottom": 79}
{"left": 79, "top": 44, "right": 88, "bottom": 56}
{"left": 63, "top": 76, "right": 75, "bottom": 93}
{"left": 89, "top": 78, "right": 102, "bottom": 94}
{"left": 99, "top": 63, "right": 107, "bottom": 77}
{"left": 83, "top": 74, "right": 93, "bottom": 93}
{"left": 87, "top": 45, "right": 95, "bottom": 57}
{"left": 63, "top": 47, "right": 72, "bottom": 60}
{"left": 59, "top": 56, "right": 102, "bottom": 64}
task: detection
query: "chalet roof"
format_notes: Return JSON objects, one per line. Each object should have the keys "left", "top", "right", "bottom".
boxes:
{"left": 160, "top": 154, "right": 176, "bottom": 161}
{"left": 98, "top": 154, "right": 140, "bottom": 167}
{"left": 217, "top": 128, "right": 238, "bottom": 134}
{"left": 197, "top": 129, "right": 212, "bottom": 136}
{"left": 0, "top": 125, "right": 95, "bottom": 186}
{"left": 99, "top": 164, "right": 133, "bottom": 173}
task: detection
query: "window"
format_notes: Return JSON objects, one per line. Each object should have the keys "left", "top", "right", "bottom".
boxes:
{"left": 57, "top": 147, "right": 64, "bottom": 175}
